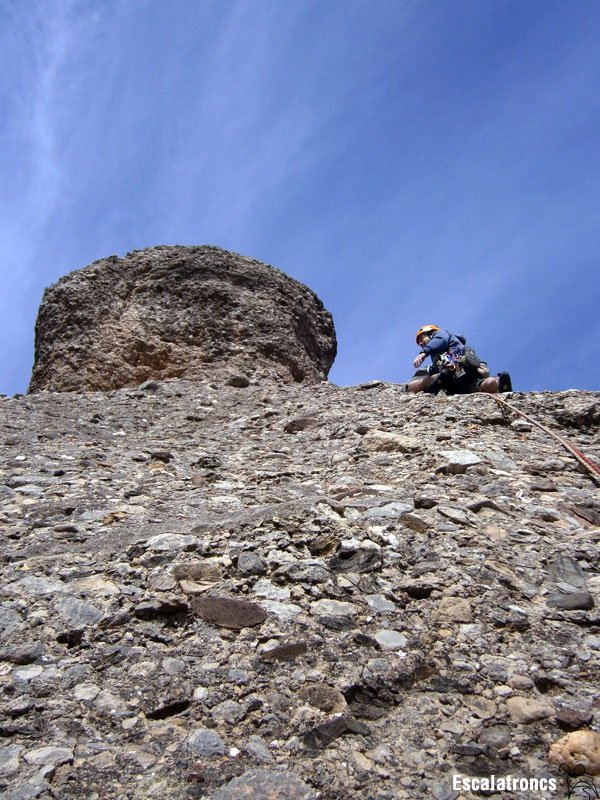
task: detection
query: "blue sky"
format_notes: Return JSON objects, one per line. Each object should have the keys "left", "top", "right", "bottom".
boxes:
{"left": 1, "top": 0, "right": 599, "bottom": 395}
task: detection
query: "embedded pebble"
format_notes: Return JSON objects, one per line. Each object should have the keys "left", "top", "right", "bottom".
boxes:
{"left": 373, "top": 630, "right": 408, "bottom": 650}
{"left": 186, "top": 729, "right": 226, "bottom": 758}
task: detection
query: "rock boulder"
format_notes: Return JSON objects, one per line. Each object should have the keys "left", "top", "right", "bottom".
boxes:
{"left": 29, "top": 245, "right": 336, "bottom": 392}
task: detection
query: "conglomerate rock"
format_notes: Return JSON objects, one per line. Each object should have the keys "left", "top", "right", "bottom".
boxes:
{"left": 0, "top": 382, "right": 599, "bottom": 799}
{"left": 29, "top": 246, "right": 336, "bottom": 392}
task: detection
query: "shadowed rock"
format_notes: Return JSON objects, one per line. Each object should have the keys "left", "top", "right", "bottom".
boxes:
{"left": 191, "top": 596, "right": 267, "bottom": 629}
{"left": 29, "top": 245, "right": 336, "bottom": 392}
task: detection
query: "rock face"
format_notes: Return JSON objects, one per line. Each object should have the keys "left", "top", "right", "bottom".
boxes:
{"left": 29, "top": 246, "right": 336, "bottom": 392}
{"left": 1, "top": 382, "right": 599, "bottom": 799}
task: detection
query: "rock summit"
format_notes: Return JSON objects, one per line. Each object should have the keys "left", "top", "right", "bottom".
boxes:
{"left": 29, "top": 246, "right": 337, "bottom": 393}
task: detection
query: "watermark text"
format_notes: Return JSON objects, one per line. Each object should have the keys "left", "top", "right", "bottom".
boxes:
{"left": 453, "top": 774, "right": 558, "bottom": 793}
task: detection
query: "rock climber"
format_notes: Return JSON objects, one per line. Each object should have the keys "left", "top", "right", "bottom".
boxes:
{"left": 408, "top": 324, "right": 512, "bottom": 395}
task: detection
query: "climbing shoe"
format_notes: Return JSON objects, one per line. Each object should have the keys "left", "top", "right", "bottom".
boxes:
{"left": 498, "top": 372, "right": 512, "bottom": 393}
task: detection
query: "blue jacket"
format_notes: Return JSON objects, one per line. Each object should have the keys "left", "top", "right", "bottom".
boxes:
{"left": 421, "top": 329, "right": 465, "bottom": 375}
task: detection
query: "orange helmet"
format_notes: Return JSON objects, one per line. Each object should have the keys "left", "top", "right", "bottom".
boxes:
{"left": 416, "top": 324, "right": 440, "bottom": 344}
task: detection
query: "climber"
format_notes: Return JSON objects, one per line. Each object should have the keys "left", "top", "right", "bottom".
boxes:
{"left": 408, "top": 325, "right": 512, "bottom": 395}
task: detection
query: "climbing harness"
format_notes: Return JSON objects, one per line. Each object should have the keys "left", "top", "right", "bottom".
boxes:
{"left": 436, "top": 352, "right": 465, "bottom": 378}
{"left": 492, "top": 395, "right": 600, "bottom": 485}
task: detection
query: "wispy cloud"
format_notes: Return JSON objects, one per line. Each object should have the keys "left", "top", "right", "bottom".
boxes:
{"left": 2, "top": 2, "right": 102, "bottom": 234}
{"left": 0, "top": 0, "right": 104, "bottom": 388}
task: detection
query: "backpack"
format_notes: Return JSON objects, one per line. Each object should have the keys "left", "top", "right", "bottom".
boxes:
{"left": 456, "top": 335, "right": 488, "bottom": 375}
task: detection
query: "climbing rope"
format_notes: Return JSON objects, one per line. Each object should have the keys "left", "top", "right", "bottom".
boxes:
{"left": 492, "top": 395, "right": 600, "bottom": 486}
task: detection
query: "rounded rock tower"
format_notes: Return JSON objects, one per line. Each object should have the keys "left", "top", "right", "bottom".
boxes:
{"left": 29, "top": 245, "right": 337, "bottom": 392}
